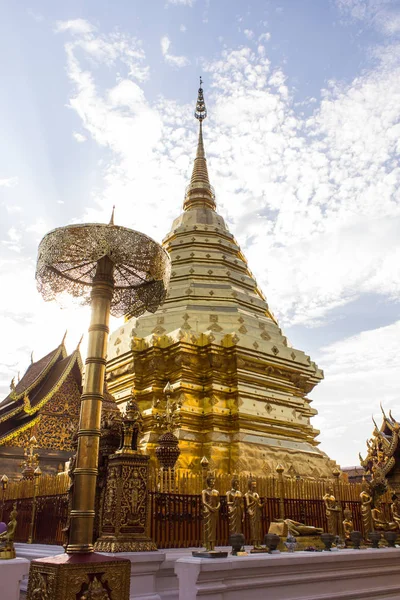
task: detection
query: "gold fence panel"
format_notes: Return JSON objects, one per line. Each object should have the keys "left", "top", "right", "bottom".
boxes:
{"left": 4, "top": 472, "right": 70, "bottom": 500}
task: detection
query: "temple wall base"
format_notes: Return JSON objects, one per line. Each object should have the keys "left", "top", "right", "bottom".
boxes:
{"left": 0, "top": 557, "right": 29, "bottom": 600}
{"left": 18, "top": 544, "right": 400, "bottom": 600}
{"left": 175, "top": 548, "right": 400, "bottom": 600}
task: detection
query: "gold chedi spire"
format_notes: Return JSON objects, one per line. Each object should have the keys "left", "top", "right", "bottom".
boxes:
{"left": 184, "top": 77, "right": 216, "bottom": 211}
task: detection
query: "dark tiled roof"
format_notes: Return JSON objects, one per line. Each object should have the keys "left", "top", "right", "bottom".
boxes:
{"left": 0, "top": 345, "right": 64, "bottom": 410}
{"left": 0, "top": 351, "right": 82, "bottom": 441}
{"left": 29, "top": 353, "right": 81, "bottom": 409}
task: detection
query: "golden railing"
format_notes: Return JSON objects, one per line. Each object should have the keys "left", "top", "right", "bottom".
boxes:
{"left": 0, "top": 468, "right": 393, "bottom": 547}
{"left": 148, "top": 468, "right": 378, "bottom": 502}
{"left": 4, "top": 472, "right": 70, "bottom": 500}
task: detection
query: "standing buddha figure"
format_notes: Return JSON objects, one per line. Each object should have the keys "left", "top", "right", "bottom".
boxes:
{"left": 323, "top": 486, "right": 342, "bottom": 536}
{"left": 226, "top": 476, "right": 244, "bottom": 535}
{"left": 360, "top": 481, "right": 373, "bottom": 537}
{"left": 201, "top": 474, "right": 220, "bottom": 551}
{"left": 244, "top": 477, "right": 264, "bottom": 548}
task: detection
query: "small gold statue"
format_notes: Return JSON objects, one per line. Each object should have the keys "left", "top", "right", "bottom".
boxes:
{"left": 201, "top": 474, "right": 220, "bottom": 551}
{"left": 372, "top": 498, "right": 398, "bottom": 532}
{"left": 360, "top": 480, "right": 373, "bottom": 536}
{"left": 0, "top": 502, "right": 17, "bottom": 559}
{"left": 226, "top": 476, "right": 243, "bottom": 535}
{"left": 244, "top": 477, "right": 264, "bottom": 549}
{"left": 323, "top": 485, "right": 342, "bottom": 536}
{"left": 343, "top": 507, "right": 354, "bottom": 540}
{"left": 390, "top": 494, "right": 400, "bottom": 529}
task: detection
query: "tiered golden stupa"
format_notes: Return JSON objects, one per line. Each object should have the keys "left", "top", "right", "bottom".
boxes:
{"left": 107, "top": 82, "right": 336, "bottom": 477}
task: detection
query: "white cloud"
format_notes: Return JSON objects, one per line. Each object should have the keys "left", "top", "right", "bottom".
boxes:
{"left": 312, "top": 321, "right": 400, "bottom": 466}
{"left": 55, "top": 19, "right": 96, "bottom": 35}
{"left": 0, "top": 177, "right": 18, "bottom": 187}
{"left": 73, "top": 132, "right": 87, "bottom": 143}
{"left": 336, "top": 0, "right": 400, "bottom": 35}
{"left": 25, "top": 218, "right": 49, "bottom": 238}
{"left": 56, "top": 21, "right": 400, "bottom": 332}
{"left": 166, "top": 0, "right": 195, "bottom": 6}
{"left": 244, "top": 29, "right": 254, "bottom": 40}
{"left": 180, "top": 24, "right": 187, "bottom": 32}
{"left": 160, "top": 35, "right": 190, "bottom": 68}
{"left": 259, "top": 32, "right": 271, "bottom": 42}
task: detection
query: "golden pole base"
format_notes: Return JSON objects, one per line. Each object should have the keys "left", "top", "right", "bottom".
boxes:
{"left": 94, "top": 453, "right": 157, "bottom": 553}
{"left": 27, "top": 553, "right": 130, "bottom": 600}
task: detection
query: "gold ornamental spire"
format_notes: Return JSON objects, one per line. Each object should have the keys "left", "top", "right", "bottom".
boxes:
{"left": 183, "top": 77, "right": 216, "bottom": 211}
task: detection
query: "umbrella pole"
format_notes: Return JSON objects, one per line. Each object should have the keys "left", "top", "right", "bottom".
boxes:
{"left": 66, "top": 256, "right": 114, "bottom": 554}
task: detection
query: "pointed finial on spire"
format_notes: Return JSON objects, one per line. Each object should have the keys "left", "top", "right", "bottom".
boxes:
{"left": 184, "top": 78, "right": 215, "bottom": 211}
{"left": 109, "top": 205, "right": 115, "bottom": 225}
{"left": 76, "top": 334, "right": 84, "bottom": 350}
{"left": 194, "top": 77, "right": 207, "bottom": 121}
{"left": 62, "top": 330, "right": 67, "bottom": 345}
{"left": 30, "top": 351, "right": 34, "bottom": 365}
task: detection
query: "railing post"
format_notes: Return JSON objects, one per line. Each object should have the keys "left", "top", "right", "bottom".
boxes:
{"left": 276, "top": 464, "right": 285, "bottom": 520}
{"left": 27, "top": 466, "right": 41, "bottom": 544}
{"left": 0, "top": 475, "right": 8, "bottom": 521}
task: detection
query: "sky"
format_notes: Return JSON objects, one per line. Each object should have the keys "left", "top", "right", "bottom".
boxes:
{"left": 1, "top": 0, "right": 400, "bottom": 468}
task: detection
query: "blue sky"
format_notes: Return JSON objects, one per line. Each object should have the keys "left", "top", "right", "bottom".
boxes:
{"left": 1, "top": 0, "right": 400, "bottom": 467}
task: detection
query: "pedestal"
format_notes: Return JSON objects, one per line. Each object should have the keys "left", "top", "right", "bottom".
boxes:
{"left": 26, "top": 553, "right": 131, "bottom": 599}
{"left": 94, "top": 453, "right": 157, "bottom": 552}
{"left": 0, "top": 557, "right": 29, "bottom": 600}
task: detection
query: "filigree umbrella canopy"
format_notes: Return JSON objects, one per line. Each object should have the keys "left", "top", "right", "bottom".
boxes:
{"left": 36, "top": 223, "right": 171, "bottom": 317}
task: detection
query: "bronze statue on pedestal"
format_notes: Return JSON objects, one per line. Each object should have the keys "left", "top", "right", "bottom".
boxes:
{"left": 323, "top": 485, "right": 342, "bottom": 536}
{"left": 202, "top": 474, "right": 220, "bottom": 552}
{"left": 226, "top": 476, "right": 243, "bottom": 535}
{"left": 0, "top": 502, "right": 17, "bottom": 559}
{"left": 342, "top": 507, "right": 354, "bottom": 541}
{"left": 360, "top": 481, "right": 373, "bottom": 537}
{"left": 390, "top": 494, "right": 400, "bottom": 529}
{"left": 372, "top": 498, "right": 398, "bottom": 532}
{"left": 245, "top": 477, "right": 264, "bottom": 549}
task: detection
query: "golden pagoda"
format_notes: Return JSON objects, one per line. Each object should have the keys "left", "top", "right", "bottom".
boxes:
{"left": 106, "top": 81, "right": 336, "bottom": 477}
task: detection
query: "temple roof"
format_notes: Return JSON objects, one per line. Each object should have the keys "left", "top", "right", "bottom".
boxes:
{"left": 0, "top": 338, "right": 83, "bottom": 439}
{"left": 1, "top": 343, "right": 66, "bottom": 409}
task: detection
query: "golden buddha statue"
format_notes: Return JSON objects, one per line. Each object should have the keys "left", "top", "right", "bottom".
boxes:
{"left": 342, "top": 507, "right": 354, "bottom": 540}
{"left": 0, "top": 502, "right": 17, "bottom": 559}
{"left": 201, "top": 474, "right": 220, "bottom": 551}
{"left": 244, "top": 477, "right": 264, "bottom": 548}
{"left": 323, "top": 486, "right": 342, "bottom": 536}
{"left": 360, "top": 481, "right": 373, "bottom": 536}
{"left": 372, "top": 498, "right": 398, "bottom": 532}
{"left": 390, "top": 494, "right": 400, "bottom": 529}
{"left": 226, "top": 476, "right": 243, "bottom": 535}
